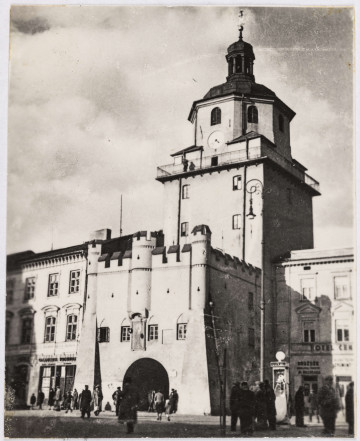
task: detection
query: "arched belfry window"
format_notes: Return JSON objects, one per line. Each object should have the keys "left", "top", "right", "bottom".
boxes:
{"left": 279, "top": 114, "right": 284, "bottom": 132}
{"left": 211, "top": 107, "right": 221, "bottom": 126}
{"left": 248, "top": 106, "right": 258, "bottom": 124}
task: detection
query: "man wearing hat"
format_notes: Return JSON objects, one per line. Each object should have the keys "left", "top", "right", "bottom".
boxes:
{"left": 79, "top": 385, "right": 92, "bottom": 418}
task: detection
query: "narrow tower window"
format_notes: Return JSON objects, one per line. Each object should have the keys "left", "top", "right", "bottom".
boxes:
{"left": 233, "top": 175, "right": 242, "bottom": 190}
{"left": 279, "top": 114, "right": 284, "bottom": 132}
{"left": 182, "top": 185, "right": 189, "bottom": 199}
{"left": 211, "top": 107, "right": 221, "bottom": 126}
{"left": 181, "top": 222, "right": 189, "bottom": 237}
{"left": 232, "top": 214, "right": 241, "bottom": 230}
{"left": 248, "top": 106, "right": 258, "bottom": 124}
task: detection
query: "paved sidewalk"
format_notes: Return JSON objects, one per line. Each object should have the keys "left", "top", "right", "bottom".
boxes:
{"left": 4, "top": 409, "right": 352, "bottom": 438}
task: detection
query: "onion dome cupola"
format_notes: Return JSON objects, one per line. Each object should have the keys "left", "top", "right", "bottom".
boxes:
{"left": 226, "top": 26, "right": 255, "bottom": 83}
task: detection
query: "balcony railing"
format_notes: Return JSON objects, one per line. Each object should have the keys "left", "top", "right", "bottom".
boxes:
{"left": 157, "top": 142, "right": 320, "bottom": 193}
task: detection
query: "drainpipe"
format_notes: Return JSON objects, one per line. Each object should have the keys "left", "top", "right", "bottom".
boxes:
{"left": 242, "top": 162, "right": 247, "bottom": 261}
{"left": 177, "top": 178, "right": 182, "bottom": 246}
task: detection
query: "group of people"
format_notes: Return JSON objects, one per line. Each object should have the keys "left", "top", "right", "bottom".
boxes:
{"left": 294, "top": 376, "right": 354, "bottom": 436}
{"left": 230, "top": 379, "right": 276, "bottom": 435}
{"left": 148, "top": 388, "right": 179, "bottom": 421}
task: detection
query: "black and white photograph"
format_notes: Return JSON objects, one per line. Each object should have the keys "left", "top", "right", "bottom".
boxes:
{"left": 2, "top": 4, "right": 356, "bottom": 438}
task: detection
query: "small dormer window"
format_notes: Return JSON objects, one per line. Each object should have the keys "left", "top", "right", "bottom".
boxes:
{"left": 211, "top": 107, "right": 221, "bottom": 126}
{"left": 248, "top": 106, "right": 258, "bottom": 124}
{"left": 279, "top": 114, "right": 284, "bottom": 132}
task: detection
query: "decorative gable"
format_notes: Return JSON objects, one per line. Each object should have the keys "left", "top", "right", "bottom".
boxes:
{"left": 295, "top": 302, "right": 321, "bottom": 319}
{"left": 332, "top": 301, "right": 354, "bottom": 317}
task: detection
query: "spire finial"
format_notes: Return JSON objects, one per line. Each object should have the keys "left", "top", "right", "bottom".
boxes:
{"left": 238, "top": 9, "right": 244, "bottom": 41}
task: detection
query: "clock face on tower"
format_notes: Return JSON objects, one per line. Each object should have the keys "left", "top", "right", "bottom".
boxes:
{"left": 207, "top": 130, "right": 225, "bottom": 149}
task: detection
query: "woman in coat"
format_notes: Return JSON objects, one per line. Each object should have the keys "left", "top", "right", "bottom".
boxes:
{"left": 118, "top": 377, "right": 140, "bottom": 434}
{"left": 93, "top": 385, "right": 103, "bottom": 416}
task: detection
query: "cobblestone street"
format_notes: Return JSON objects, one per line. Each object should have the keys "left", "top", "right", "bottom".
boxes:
{"left": 4, "top": 410, "right": 352, "bottom": 438}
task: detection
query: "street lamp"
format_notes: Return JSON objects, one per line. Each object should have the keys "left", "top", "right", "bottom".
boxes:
{"left": 246, "top": 179, "right": 265, "bottom": 382}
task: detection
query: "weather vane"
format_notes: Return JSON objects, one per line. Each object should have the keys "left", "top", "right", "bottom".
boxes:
{"left": 238, "top": 9, "right": 244, "bottom": 40}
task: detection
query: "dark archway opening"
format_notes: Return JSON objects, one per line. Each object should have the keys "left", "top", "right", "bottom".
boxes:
{"left": 124, "top": 358, "right": 169, "bottom": 411}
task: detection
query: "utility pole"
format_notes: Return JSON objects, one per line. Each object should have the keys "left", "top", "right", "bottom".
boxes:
{"left": 120, "top": 194, "right": 123, "bottom": 237}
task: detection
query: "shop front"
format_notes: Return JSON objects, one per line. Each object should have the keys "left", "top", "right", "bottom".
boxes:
{"left": 38, "top": 354, "right": 77, "bottom": 404}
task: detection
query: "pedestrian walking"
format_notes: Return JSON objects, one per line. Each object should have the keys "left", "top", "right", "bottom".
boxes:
{"left": 173, "top": 390, "right": 179, "bottom": 413}
{"left": 264, "top": 379, "right": 277, "bottom": 430}
{"left": 48, "top": 387, "right": 55, "bottom": 410}
{"left": 165, "top": 398, "right": 171, "bottom": 421}
{"left": 93, "top": 385, "right": 103, "bottom": 416}
{"left": 169, "top": 389, "right": 177, "bottom": 414}
{"left": 54, "top": 386, "right": 61, "bottom": 411}
{"left": 30, "top": 393, "right": 36, "bottom": 409}
{"left": 79, "top": 385, "right": 92, "bottom": 418}
{"left": 113, "top": 387, "right": 122, "bottom": 415}
{"left": 118, "top": 377, "right": 140, "bottom": 434}
{"left": 255, "top": 382, "right": 268, "bottom": 430}
{"left": 230, "top": 381, "right": 241, "bottom": 431}
{"left": 64, "top": 391, "right": 73, "bottom": 413}
{"left": 345, "top": 382, "right": 354, "bottom": 435}
{"left": 238, "top": 381, "right": 256, "bottom": 435}
{"left": 72, "top": 388, "right": 79, "bottom": 410}
{"left": 154, "top": 390, "right": 165, "bottom": 421}
{"left": 148, "top": 390, "right": 155, "bottom": 412}
{"left": 318, "top": 376, "right": 340, "bottom": 436}
{"left": 37, "top": 390, "right": 45, "bottom": 410}
{"left": 309, "top": 388, "right": 320, "bottom": 423}
{"left": 295, "top": 386, "right": 307, "bottom": 427}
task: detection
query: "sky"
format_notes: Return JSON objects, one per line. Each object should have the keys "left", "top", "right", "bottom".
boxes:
{"left": 4, "top": 5, "right": 355, "bottom": 254}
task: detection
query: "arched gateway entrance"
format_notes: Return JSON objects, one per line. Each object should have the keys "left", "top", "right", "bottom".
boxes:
{"left": 124, "top": 358, "right": 169, "bottom": 410}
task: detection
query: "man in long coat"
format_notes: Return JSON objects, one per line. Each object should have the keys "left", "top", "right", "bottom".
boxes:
{"left": 264, "top": 380, "right": 276, "bottom": 430}
{"left": 230, "top": 381, "right": 241, "bottom": 431}
{"left": 118, "top": 377, "right": 140, "bottom": 434}
{"left": 79, "top": 385, "right": 92, "bottom": 418}
{"left": 37, "top": 390, "right": 45, "bottom": 410}
{"left": 238, "top": 382, "right": 256, "bottom": 435}
{"left": 318, "top": 376, "right": 340, "bottom": 436}
{"left": 294, "top": 386, "right": 306, "bottom": 427}
{"left": 345, "top": 382, "right": 354, "bottom": 435}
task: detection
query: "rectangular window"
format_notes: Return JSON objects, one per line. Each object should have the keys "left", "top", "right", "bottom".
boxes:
{"left": 182, "top": 185, "right": 189, "bottom": 199}
{"left": 6, "top": 279, "right": 15, "bottom": 304}
{"left": 181, "top": 222, "right": 189, "bottom": 237}
{"left": 48, "top": 274, "right": 59, "bottom": 297}
{"left": 233, "top": 175, "right": 242, "bottom": 190}
{"left": 334, "top": 276, "right": 350, "bottom": 299}
{"left": 148, "top": 325, "right": 158, "bottom": 341}
{"left": 69, "top": 270, "right": 80, "bottom": 294}
{"left": 248, "top": 328, "right": 255, "bottom": 347}
{"left": 301, "top": 278, "right": 315, "bottom": 301}
{"left": 24, "top": 277, "right": 36, "bottom": 301}
{"left": 248, "top": 292, "right": 254, "bottom": 310}
{"left": 336, "top": 320, "right": 350, "bottom": 342}
{"left": 66, "top": 314, "right": 78, "bottom": 341}
{"left": 98, "top": 326, "right": 110, "bottom": 343}
{"left": 232, "top": 214, "right": 241, "bottom": 229}
{"left": 177, "top": 323, "right": 187, "bottom": 340}
{"left": 120, "top": 326, "right": 131, "bottom": 342}
{"left": 44, "top": 316, "right": 56, "bottom": 343}
{"left": 21, "top": 317, "right": 33, "bottom": 344}
{"left": 303, "top": 321, "right": 316, "bottom": 343}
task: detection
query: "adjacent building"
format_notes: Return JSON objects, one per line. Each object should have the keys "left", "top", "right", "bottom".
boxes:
{"left": 274, "top": 247, "right": 355, "bottom": 403}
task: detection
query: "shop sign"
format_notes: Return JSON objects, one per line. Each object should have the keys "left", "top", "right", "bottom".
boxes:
{"left": 312, "top": 343, "right": 353, "bottom": 352}
{"left": 39, "top": 356, "right": 58, "bottom": 362}
{"left": 297, "top": 361, "right": 321, "bottom": 375}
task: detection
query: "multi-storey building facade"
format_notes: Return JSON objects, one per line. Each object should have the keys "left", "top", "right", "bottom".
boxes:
{"left": 274, "top": 248, "right": 355, "bottom": 403}
{"left": 6, "top": 243, "right": 88, "bottom": 408}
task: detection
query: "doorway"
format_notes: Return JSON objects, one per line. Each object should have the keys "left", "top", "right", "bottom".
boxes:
{"left": 124, "top": 358, "right": 169, "bottom": 410}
